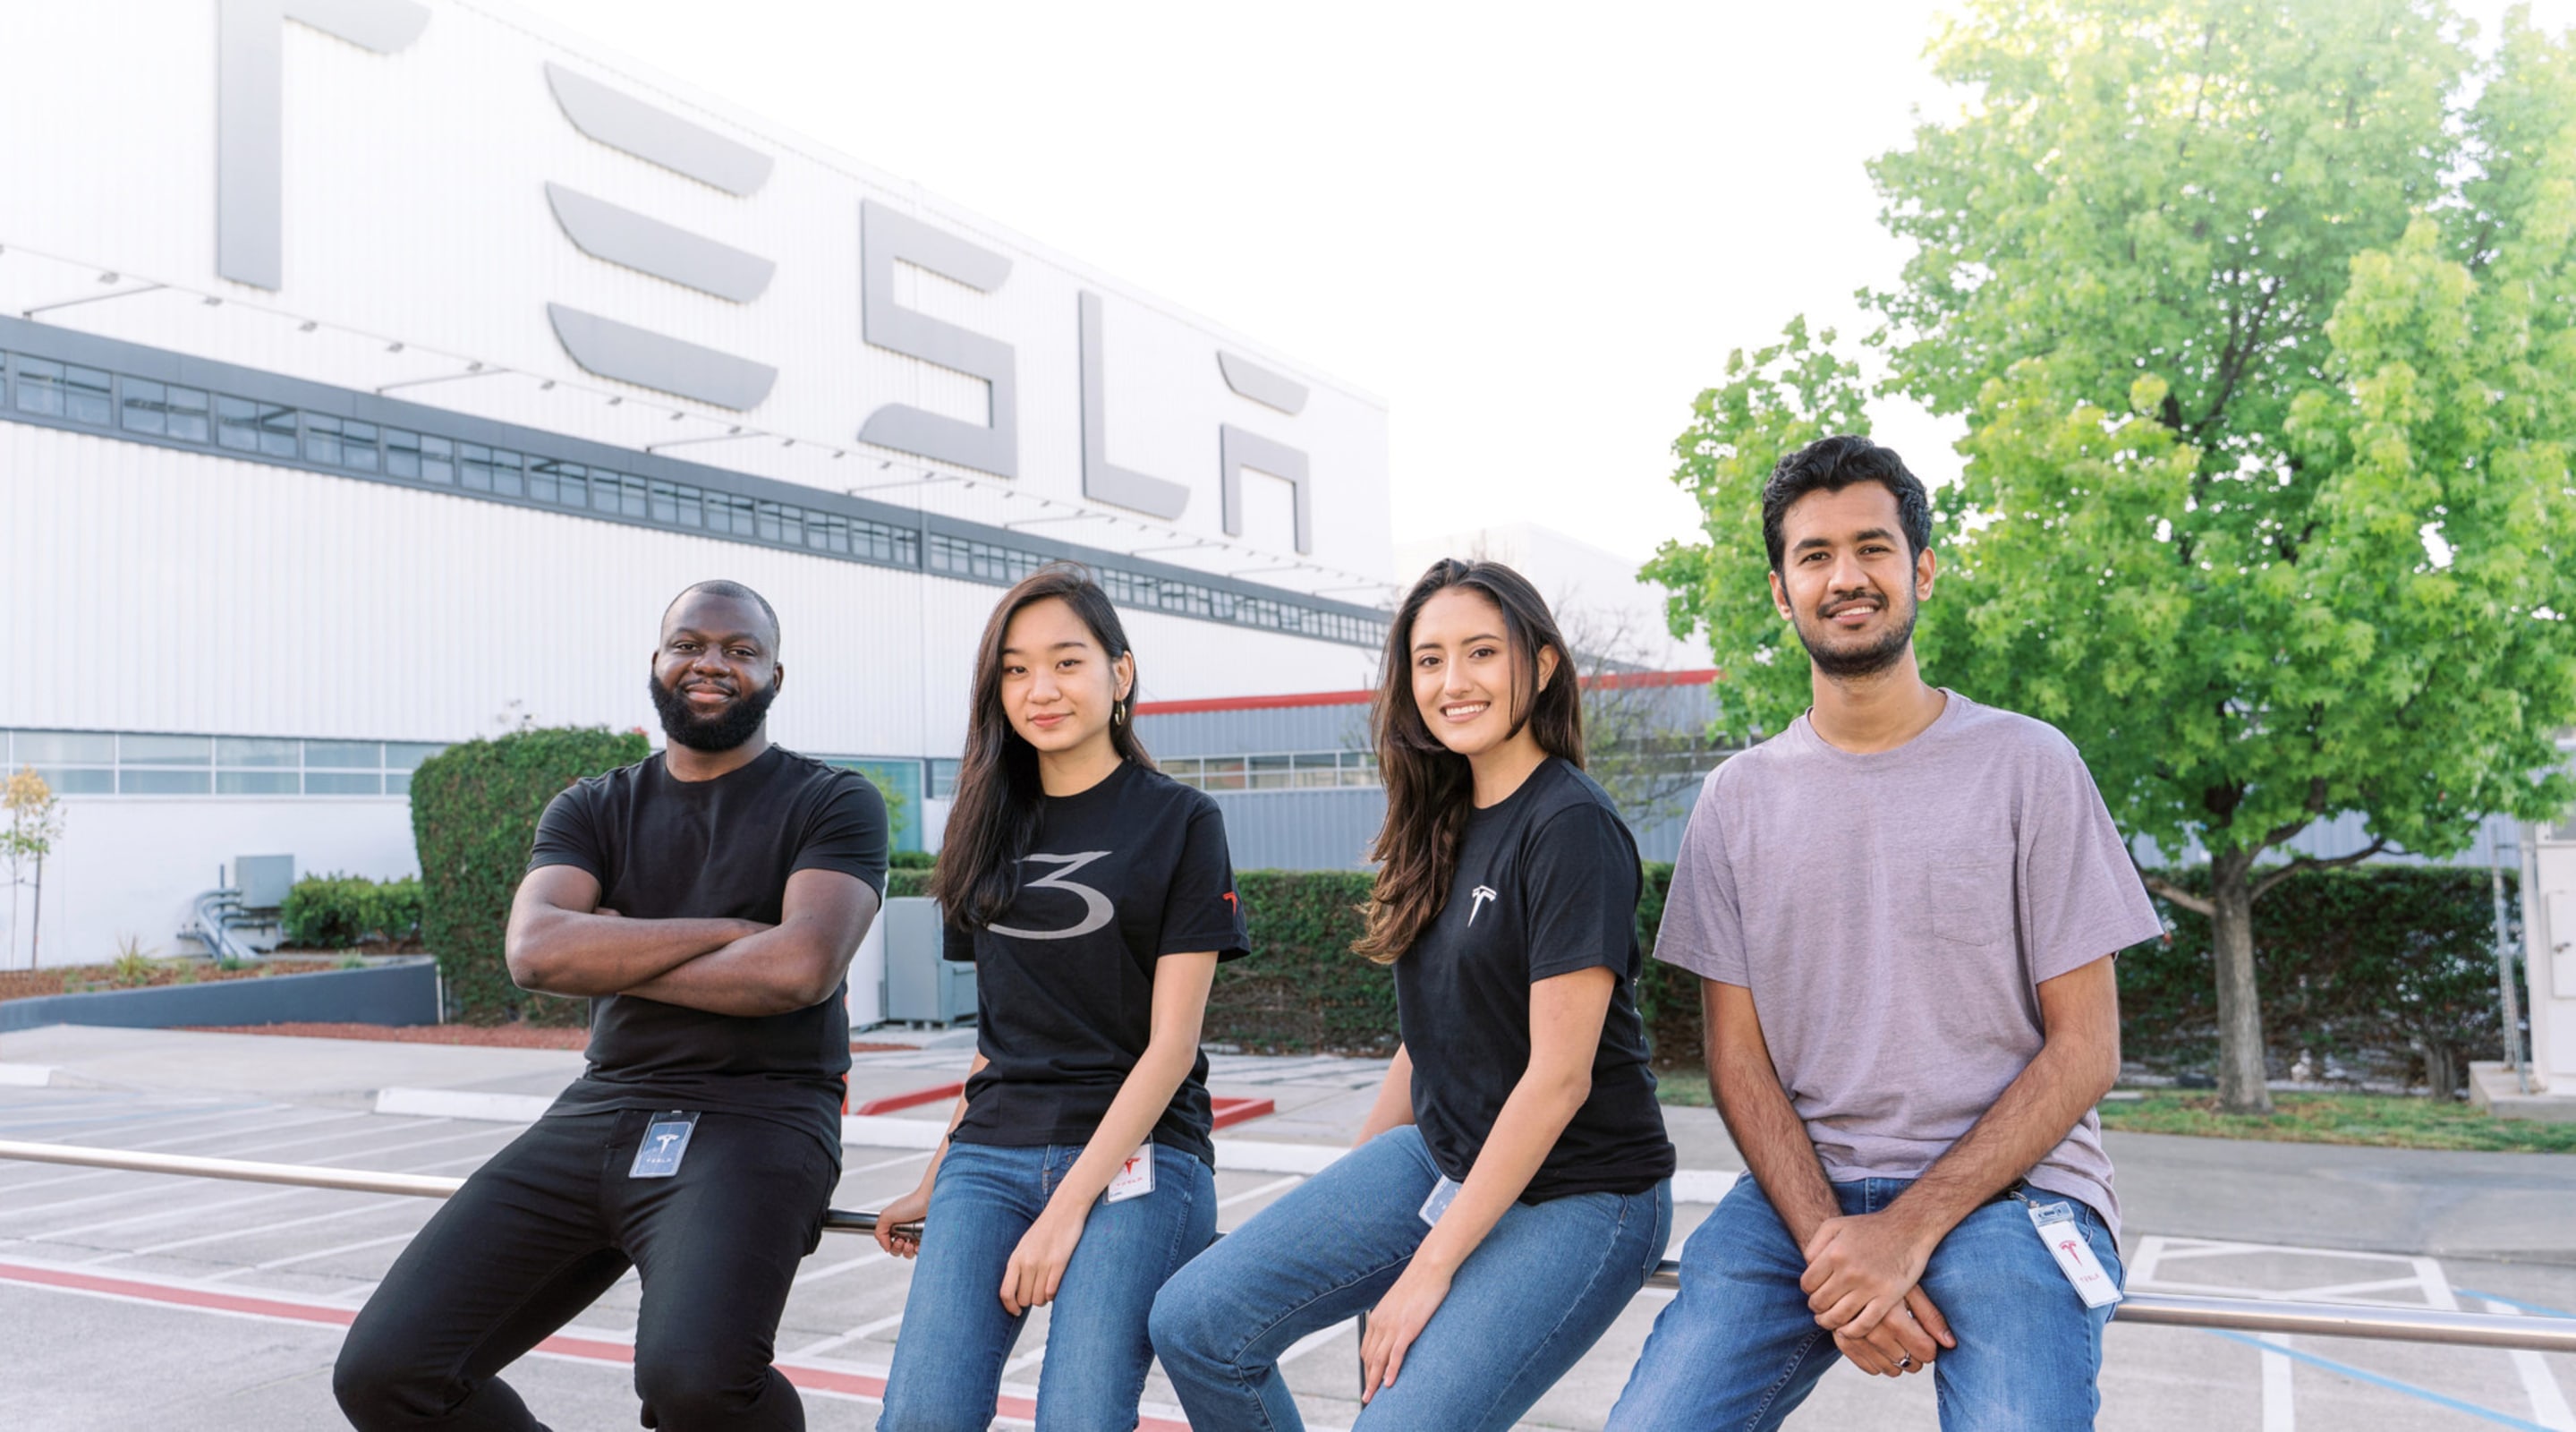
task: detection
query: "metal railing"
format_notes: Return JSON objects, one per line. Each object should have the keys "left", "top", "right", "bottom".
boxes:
{"left": 4, "top": 1138, "right": 2572, "bottom": 1354}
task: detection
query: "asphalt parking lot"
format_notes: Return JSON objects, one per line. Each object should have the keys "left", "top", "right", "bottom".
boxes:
{"left": 2, "top": 1027, "right": 2572, "bottom": 1431}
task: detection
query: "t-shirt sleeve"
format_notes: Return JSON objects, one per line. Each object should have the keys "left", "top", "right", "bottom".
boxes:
{"left": 1653, "top": 767, "right": 1748, "bottom": 985}
{"left": 1158, "top": 797, "right": 1252, "bottom": 962}
{"left": 2019, "top": 737, "right": 2164, "bottom": 984}
{"left": 525, "top": 781, "right": 606, "bottom": 882}
{"left": 1524, "top": 801, "right": 1643, "bottom": 983}
{"left": 794, "top": 771, "right": 891, "bottom": 896}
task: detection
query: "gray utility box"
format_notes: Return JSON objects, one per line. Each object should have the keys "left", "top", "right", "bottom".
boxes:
{"left": 234, "top": 855, "right": 296, "bottom": 911}
{"left": 880, "top": 896, "right": 975, "bottom": 1026}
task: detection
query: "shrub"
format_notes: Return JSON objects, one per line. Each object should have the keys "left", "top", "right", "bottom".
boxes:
{"left": 282, "top": 874, "right": 423, "bottom": 949}
{"left": 888, "top": 849, "right": 939, "bottom": 871}
{"left": 1209, "top": 872, "right": 1390, "bottom": 1052}
{"left": 2127, "top": 865, "right": 2521, "bottom": 1096}
{"left": 412, "top": 727, "right": 649, "bottom": 1025}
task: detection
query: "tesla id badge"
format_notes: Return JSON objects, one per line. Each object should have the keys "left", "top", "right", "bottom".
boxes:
{"left": 1104, "top": 1139, "right": 1155, "bottom": 1204}
{"left": 1418, "top": 1175, "right": 1464, "bottom": 1228}
{"left": 629, "top": 1112, "right": 701, "bottom": 1179}
{"left": 2026, "top": 1199, "right": 2121, "bottom": 1308}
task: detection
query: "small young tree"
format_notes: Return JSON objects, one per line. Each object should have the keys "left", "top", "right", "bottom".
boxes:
{"left": 3, "top": 766, "right": 65, "bottom": 970}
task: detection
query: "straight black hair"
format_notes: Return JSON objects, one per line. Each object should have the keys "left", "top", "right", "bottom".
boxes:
{"left": 930, "top": 564, "right": 1152, "bottom": 928}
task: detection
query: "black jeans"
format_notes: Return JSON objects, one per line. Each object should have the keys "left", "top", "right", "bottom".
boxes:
{"left": 334, "top": 1108, "right": 836, "bottom": 1431}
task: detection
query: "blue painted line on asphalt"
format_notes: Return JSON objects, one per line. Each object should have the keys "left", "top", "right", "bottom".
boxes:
{"left": 2457, "top": 1287, "right": 2576, "bottom": 1319}
{"left": 2211, "top": 1330, "right": 2553, "bottom": 1432}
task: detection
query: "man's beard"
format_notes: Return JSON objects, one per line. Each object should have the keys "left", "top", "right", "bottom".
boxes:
{"left": 1793, "top": 590, "right": 1917, "bottom": 679}
{"left": 648, "top": 670, "right": 780, "bottom": 753}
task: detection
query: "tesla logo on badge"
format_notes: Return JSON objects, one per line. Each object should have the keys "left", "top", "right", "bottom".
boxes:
{"left": 1468, "top": 885, "right": 1498, "bottom": 926}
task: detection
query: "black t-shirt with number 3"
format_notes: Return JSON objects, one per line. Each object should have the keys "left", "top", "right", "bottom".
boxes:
{"left": 945, "top": 760, "right": 1251, "bottom": 1167}
{"left": 1396, "top": 756, "right": 1675, "bottom": 1203}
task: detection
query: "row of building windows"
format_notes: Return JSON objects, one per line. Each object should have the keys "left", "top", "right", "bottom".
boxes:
{"left": 0, "top": 729, "right": 947, "bottom": 848}
{"left": 2, "top": 730, "right": 446, "bottom": 797}
{"left": 1, "top": 348, "right": 1388, "bottom": 650}
{"left": 1160, "top": 749, "right": 1382, "bottom": 792}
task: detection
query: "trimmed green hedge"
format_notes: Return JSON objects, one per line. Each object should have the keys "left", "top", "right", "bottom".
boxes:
{"left": 1210, "top": 872, "right": 1391, "bottom": 1051}
{"left": 412, "top": 727, "right": 649, "bottom": 1025}
{"left": 886, "top": 857, "right": 2518, "bottom": 1091}
{"left": 280, "top": 874, "right": 422, "bottom": 949}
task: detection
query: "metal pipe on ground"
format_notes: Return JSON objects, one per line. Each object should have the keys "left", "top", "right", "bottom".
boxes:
{"left": 4, "top": 1138, "right": 2572, "bottom": 1353}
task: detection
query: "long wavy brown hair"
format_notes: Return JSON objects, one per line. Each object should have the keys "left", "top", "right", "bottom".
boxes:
{"left": 931, "top": 564, "right": 1154, "bottom": 928}
{"left": 1354, "top": 558, "right": 1584, "bottom": 964}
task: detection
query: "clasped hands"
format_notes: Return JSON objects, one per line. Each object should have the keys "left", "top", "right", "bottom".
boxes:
{"left": 1798, "top": 1209, "right": 1957, "bottom": 1378}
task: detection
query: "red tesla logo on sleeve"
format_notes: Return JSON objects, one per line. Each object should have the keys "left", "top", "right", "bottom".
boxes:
{"left": 1221, "top": 891, "right": 1237, "bottom": 910}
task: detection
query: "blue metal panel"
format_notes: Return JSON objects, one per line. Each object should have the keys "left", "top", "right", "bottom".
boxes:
{"left": 1136, "top": 703, "right": 1373, "bottom": 756}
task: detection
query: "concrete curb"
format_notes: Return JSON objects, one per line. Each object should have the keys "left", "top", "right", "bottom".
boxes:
{"left": 0, "top": 960, "right": 438, "bottom": 1034}
{"left": 0, "top": 1063, "right": 55, "bottom": 1087}
{"left": 371, "top": 1087, "right": 1737, "bottom": 1198}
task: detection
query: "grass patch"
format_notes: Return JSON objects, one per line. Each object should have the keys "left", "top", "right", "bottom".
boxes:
{"left": 2096, "top": 1090, "right": 2576, "bottom": 1153}
{"left": 1656, "top": 1078, "right": 2576, "bottom": 1154}
{"left": 1655, "top": 1069, "right": 1713, "bottom": 1108}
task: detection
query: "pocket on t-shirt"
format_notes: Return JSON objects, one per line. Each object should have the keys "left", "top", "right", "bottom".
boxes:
{"left": 1928, "top": 848, "right": 2012, "bottom": 946}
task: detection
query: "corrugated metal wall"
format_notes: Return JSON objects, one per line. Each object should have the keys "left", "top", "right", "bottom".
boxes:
{"left": 0, "top": 422, "right": 1374, "bottom": 754}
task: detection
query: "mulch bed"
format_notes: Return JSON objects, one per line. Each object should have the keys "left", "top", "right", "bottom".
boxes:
{"left": 179, "top": 1021, "right": 917, "bottom": 1053}
{"left": 0, "top": 959, "right": 344, "bottom": 1002}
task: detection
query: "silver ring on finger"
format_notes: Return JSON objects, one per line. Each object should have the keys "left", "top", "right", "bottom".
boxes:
{"left": 1896, "top": 1354, "right": 1915, "bottom": 1369}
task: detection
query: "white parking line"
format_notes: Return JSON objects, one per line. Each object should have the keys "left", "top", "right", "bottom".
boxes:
{"left": 0, "top": 1109, "right": 373, "bottom": 1195}
{"left": 0, "top": 1121, "right": 488, "bottom": 1222}
{"left": 1218, "top": 1175, "right": 1304, "bottom": 1211}
{"left": 200, "top": 1229, "right": 421, "bottom": 1282}
{"left": 2259, "top": 1333, "right": 2294, "bottom": 1431}
{"left": 22, "top": 1140, "right": 496, "bottom": 1243}
{"left": 793, "top": 1250, "right": 892, "bottom": 1288}
{"left": 2478, "top": 1296, "right": 2576, "bottom": 1431}
{"left": 99, "top": 1195, "right": 421, "bottom": 1261}
{"left": 788, "top": 1308, "right": 909, "bottom": 1360}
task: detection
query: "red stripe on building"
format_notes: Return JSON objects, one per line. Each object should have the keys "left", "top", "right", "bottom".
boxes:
{"left": 1134, "top": 668, "right": 1718, "bottom": 716}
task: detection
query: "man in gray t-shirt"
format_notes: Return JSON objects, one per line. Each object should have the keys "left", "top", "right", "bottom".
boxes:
{"left": 1609, "top": 436, "right": 2163, "bottom": 1432}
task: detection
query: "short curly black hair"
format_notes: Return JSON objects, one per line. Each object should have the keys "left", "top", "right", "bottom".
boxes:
{"left": 1759, "top": 435, "right": 1932, "bottom": 574}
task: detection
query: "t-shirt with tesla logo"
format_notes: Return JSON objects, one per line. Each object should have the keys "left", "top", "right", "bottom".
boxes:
{"left": 944, "top": 760, "right": 1251, "bottom": 1168}
{"left": 1396, "top": 756, "right": 1675, "bottom": 1203}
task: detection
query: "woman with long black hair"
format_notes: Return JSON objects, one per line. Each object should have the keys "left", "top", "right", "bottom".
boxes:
{"left": 874, "top": 563, "right": 1248, "bottom": 1432}
{"left": 1150, "top": 558, "right": 1675, "bottom": 1430}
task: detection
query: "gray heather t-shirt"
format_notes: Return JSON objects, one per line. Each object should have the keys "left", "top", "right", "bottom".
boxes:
{"left": 1655, "top": 691, "right": 2162, "bottom": 1235}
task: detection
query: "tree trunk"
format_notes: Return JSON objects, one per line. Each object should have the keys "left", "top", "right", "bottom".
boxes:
{"left": 27, "top": 856, "right": 39, "bottom": 969}
{"left": 2423, "top": 1040, "right": 2461, "bottom": 1102}
{"left": 2210, "top": 853, "right": 2274, "bottom": 1114}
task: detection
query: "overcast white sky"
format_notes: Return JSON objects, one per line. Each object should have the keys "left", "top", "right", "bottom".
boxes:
{"left": 502, "top": 0, "right": 2575, "bottom": 570}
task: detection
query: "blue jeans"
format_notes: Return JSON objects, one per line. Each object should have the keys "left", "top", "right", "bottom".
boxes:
{"left": 1150, "top": 1125, "right": 1673, "bottom": 1432}
{"left": 877, "top": 1140, "right": 1215, "bottom": 1432}
{"left": 1608, "top": 1174, "right": 2124, "bottom": 1431}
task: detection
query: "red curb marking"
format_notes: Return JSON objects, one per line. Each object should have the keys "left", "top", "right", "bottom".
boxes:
{"left": 1209, "top": 1096, "right": 1275, "bottom": 1130}
{"left": 0, "top": 1262, "right": 1192, "bottom": 1429}
{"left": 854, "top": 1081, "right": 965, "bottom": 1116}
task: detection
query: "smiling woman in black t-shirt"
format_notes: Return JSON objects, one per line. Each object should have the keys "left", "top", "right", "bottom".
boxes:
{"left": 874, "top": 564, "right": 1247, "bottom": 1432}
{"left": 1150, "top": 558, "right": 1676, "bottom": 1432}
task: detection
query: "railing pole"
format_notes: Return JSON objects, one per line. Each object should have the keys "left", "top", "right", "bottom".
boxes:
{"left": 7, "top": 1140, "right": 2576, "bottom": 1355}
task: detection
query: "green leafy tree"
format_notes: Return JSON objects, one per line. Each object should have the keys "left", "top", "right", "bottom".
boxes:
{"left": 1650, "top": 0, "right": 2576, "bottom": 1112}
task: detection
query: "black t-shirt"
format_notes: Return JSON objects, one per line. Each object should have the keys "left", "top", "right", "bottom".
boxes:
{"left": 527, "top": 745, "right": 888, "bottom": 1158}
{"left": 945, "top": 761, "right": 1250, "bottom": 1167}
{"left": 1395, "top": 757, "right": 1676, "bottom": 1203}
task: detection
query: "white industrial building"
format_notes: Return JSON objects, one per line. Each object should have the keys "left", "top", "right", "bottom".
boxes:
{"left": 0, "top": 0, "right": 1401, "bottom": 976}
